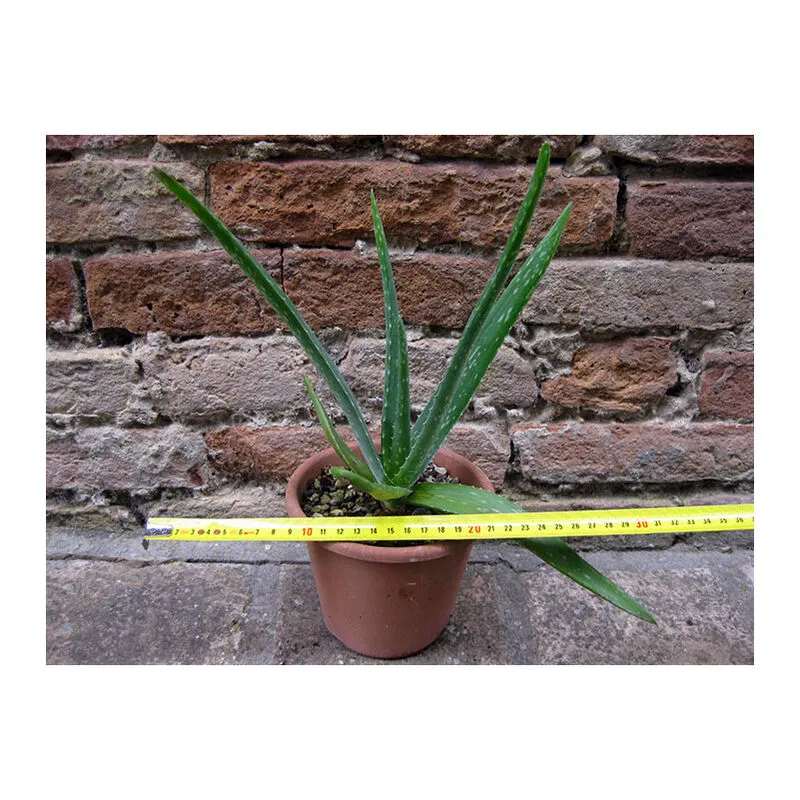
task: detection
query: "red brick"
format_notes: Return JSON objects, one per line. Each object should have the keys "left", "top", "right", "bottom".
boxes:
{"left": 541, "top": 338, "right": 678, "bottom": 412}
{"left": 283, "top": 248, "right": 493, "bottom": 329}
{"left": 47, "top": 426, "right": 207, "bottom": 490}
{"left": 47, "top": 160, "right": 205, "bottom": 243}
{"left": 209, "top": 161, "right": 617, "bottom": 251}
{"left": 596, "top": 135, "right": 754, "bottom": 167}
{"left": 512, "top": 422, "right": 753, "bottom": 484}
{"left": 383, "top": 135, "right": 580, "bottom": 162}
{"left": 47, "top": 257, "right": 81, "bottom": 330}
{"left": 698, "top": 351, "right": 754, "bottom": 420}
{"left": 627, "top": 180, "right": 753, "bottom": 259}
{"left": 84, "top": 250, "right": 282, "bottom": 335}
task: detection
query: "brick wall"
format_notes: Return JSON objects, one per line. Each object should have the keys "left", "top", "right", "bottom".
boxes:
{"left": 46, "top": 134, "right": 754, "bottom": 548}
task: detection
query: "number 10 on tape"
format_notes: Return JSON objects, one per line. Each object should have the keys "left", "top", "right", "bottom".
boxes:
{"left": 146, "top": 503, "right": 754, "bottom": 542}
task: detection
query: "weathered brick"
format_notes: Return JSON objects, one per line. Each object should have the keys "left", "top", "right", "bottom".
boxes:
{"left": 206, "top": 423, "right": 505, "bottom": 485}
{"left": 47, "top": 160, "right": 205, "bottom": 243}
{"left": 698, "top": 351, "right": 754, "bottom": 420}
{"left": 137, "top": 335, "right": 310, "bottom": 421}
{"left": 541, "top": 338, "right": 678, "bottom": 412}
{"left": 158, "top": 134, "right": 269, "bottom": 145}
{"left": 523, "top": 259, "right": 753, "bottom": 330}
{"left": 206, "top": 425, "right": 339, "bottom": 482}
{"left": 441, "top": 425, "right": 509, "bottom": 489}
{"left": 142, "top": 485, "right": 288, "bottom": 521}
{"left": 511, "top": 422, "right": 753, "bottom": 484}
{"left": 595, "top": 135, "right": 754, "bottom": 167}
{"left": 209, "top": 161, "right": 617, "bottom": 251}
{"left": 627, "top": 180, "right": 753, "bottom": 259}
{"left": 158, "top": 134, "right": 373, "bottom": 149}
{"left": 383, "top": 135, "right": 580, "bottom": 162}
{"left": 47, "top": 425, "right": 207, "bottom": 490}
{"left": 84, "top": 250, "right": 282, "bottom": 334}
{"left": 283, "top": 248, "right": 493, "bottom": 330}
{"left": 288, "top": 253, "right": 753, "bottom": 333}
{"left": 46, "top": 135, "right": 153, "bottom": 152}
{"left": 339, "top": 337, "right": 538, "bottom": 410}
{"left": 563, "top": 145, "right": 615, "bottom": 177}
{"left": 46, "top": 257, "right": 82, "bottom": 331}
{"left": 46, "top": 348, "right": 140, "bottom": 417}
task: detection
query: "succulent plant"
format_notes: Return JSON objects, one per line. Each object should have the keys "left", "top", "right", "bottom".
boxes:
{"left": 153, "top": 144, "right": 655, "bottom": 622}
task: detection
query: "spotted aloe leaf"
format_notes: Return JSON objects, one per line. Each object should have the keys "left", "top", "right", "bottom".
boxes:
{"left": 303, "top": 378, "right": 373, "bottom": 482}
{"left": 407, "top": 483, "right": 656, "bottom": 623}
{"left": 371, "top": 190, "right": 410, "bottom": 480}
{"left": 396, "top": 143, "right": 554, "bottom": 486}
{"left": 394, "top": 202, "right": 572, "bottom": 486}
{"left": 151, "top": 167, "right": 386, "bottom": 483}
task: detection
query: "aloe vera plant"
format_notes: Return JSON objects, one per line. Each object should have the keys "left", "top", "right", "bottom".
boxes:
{"left": 152, "top": 144, "right": 655, "bottom": 623}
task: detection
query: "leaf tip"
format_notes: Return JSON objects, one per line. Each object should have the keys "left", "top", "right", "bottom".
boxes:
{"left": 150, "top": 166, "right": 179, "bottom": 194}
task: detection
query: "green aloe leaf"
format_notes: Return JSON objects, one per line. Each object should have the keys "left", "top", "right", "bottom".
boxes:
{"left": 371, "top": 190, "right": 410, "bottom": 479}
{"left": 395, "top": 203, "right": 571, "bottom": 486}
{"left": 406, "top": 483, "right": 656, "bottom": 623}
{"left": 151, "top": 167, "right": 386, "bottom": 483}
{"left": 329, "top": 467, "right": 412, "bottom": 501}
{"left": 401, "top": 145, "right": 552, "bottom": 485}
{"left": 406, "top": 483, "right": 522, "bottom": 514}
{"left": 303, "top": 378, "right": 374, "bottom": 482}
{"left": 516, "top": 538, "right": 656, "bottom": 624}
{"left": 408, "top": 482, "right": 532, "bottom": 514}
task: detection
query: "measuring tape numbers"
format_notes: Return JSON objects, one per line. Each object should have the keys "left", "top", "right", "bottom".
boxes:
{"left": 145, "top": 503, "right": 754, "bottom": 543}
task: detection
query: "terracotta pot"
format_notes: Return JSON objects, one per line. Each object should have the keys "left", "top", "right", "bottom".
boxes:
{"left": 285, "top": 444, "right": 494, "bottom": 659}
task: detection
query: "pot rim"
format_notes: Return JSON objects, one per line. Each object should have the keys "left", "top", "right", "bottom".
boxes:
{"left": 285, "top": 442, "right": 493, "bottom": 563}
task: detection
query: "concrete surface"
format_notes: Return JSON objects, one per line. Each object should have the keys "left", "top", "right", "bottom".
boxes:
{"left": 46, "top": 528, "right": 754, "bottom": 665}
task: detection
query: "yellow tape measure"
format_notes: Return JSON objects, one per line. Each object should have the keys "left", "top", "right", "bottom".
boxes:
{"left": 146, "top": 503, "right": 753, "bottom": 542}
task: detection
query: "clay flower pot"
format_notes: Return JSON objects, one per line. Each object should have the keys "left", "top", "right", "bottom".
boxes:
{"left": 285, "top": 444, "right": 494, "bottom": 659}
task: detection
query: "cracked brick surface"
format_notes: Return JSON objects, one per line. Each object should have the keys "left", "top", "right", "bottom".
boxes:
{"left": 45, "top": 135, "right": 754, "bottom": 665}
